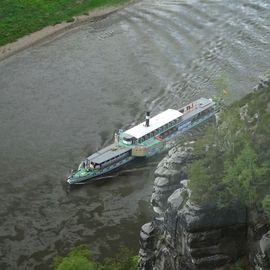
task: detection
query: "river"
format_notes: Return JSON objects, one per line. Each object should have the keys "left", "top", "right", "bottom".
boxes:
{"left": 0, "top": 0, "right": 269, "bottom": 269}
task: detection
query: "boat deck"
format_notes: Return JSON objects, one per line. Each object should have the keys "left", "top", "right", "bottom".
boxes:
{"left": 91, "top": 147, "right": 130, "bottom": 164}
{"left": 181, "top": 98, "right": 213, "bottom": 121}
{"left": 88, "top": 98, "right": 215, "bottom": 162}
{"left": 67, "top": 97, "right": 219, "bottom": 184}
{"left": 88, "top": 144, "right": 130, "bottom": 165}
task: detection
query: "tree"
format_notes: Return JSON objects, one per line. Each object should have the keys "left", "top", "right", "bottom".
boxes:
{"left": 188, "top": 159, "right": 212, "bottom": 204}
{"left": 53, "top": 245, "right": 138, "bottom": 270}
{"left": 56, "top": 256, "right": 96, "bottom": 270}
{"left": 220, "top": 144, "right": 258, "bottom": 207}
{"left": 188, "top": 145, "right": 225, "bottom": 205}
{"left": 99, "top": 246, "right": 138, "bottom": 270}
{"left": 53, "top": 245, "right": 97, "bottom": 270}
{"left": 188, "top": 85, "right": 270, "bottom": 219}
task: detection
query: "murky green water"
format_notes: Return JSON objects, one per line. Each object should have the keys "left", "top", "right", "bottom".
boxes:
{"left": 0, "top": 0, "right": 269, "bottom": 269}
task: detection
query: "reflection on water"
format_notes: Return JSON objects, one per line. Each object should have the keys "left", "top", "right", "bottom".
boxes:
{"left": 0, "top": 0, "right": 269, "bottom": 269}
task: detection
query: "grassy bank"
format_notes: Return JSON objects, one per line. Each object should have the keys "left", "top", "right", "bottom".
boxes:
{"left": 0, "top": 0, "right": 130, "bottom": 46}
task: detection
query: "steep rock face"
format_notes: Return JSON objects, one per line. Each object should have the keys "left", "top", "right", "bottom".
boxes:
{"left": 151, "top": 143, "right": 194, "bottom": 215}
{"left": 140, "top": 177, "right": 247, "bottom": 270}
{"left": 139, "top": 74, "right": 270, "bottom": 270}
{"left": 139, "top": 144, "right": 270, "bottom": 270}
{"left": 248, "top": 206, "right": 270, "bottom": 270}
{"left": 250, "top": 72, "right": 270, "bottom": 270}
{"left": 253, "top": 72, "right": 270, "bottom": 91}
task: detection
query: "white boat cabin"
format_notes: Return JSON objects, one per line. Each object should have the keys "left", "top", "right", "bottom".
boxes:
{"left": 122, "top": 109, "right": 183, "bottom": 145}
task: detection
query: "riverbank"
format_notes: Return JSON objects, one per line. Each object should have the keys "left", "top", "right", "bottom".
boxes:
{"left": 0, "top": 0, "right": 134, "bottom": 61}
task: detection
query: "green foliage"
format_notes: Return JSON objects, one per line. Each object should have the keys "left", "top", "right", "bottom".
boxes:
{"left": 188, "top": 86, "right": 270, "bottom": 214}
{"left": 53, "top": 245, "right": 138, "bottom": 270}
{"left": 188, "top": 108, "right": 252, "bottom": 206}
{"left": 53, "top": 245, "right": 97, "bottom": 270}
{"left": 262, "top": 195, "right": 270, "bottom": 222}
{"left": 221, "top": 144, "right": 259, "bottom": 207}
{"left": 0, "top": 0, "right": 130, "bottom": 46}
{"left": 57, "top": 256, "right": 96, "bottom": 270}
{"left": 99, "top": 246, "right": 138, "bottom": 270}
{"left": 188, "top": 160, "right": 211, "bottom": 203}
{"left": 188, "top": 150, "right": 224, "bottom": 205}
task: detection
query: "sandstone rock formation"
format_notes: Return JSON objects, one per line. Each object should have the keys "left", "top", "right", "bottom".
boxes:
{"left": 254, "top": 72, "right": 270, "bottom": 91}
{"left": 139, "top": 144, "right": 270, "bottom": 269}
{"left": 140, "top": 174, "right": 247, "bottom": 270}
{"left": 248, "top": 205, "right": 270, "bottom": 270}
{"left": 139, "top": 73, "right": 270, "bottom": 270}
{"left": 151, "top": 143, "right": 194, "bottom": 215}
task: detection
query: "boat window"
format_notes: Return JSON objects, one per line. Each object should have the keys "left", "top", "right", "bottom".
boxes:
{"left": 123, "top": 136, "right": 134, "bottom": 145}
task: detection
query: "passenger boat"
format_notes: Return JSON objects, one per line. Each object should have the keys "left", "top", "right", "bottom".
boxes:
{"left": 67, "top": 97, "right": 222, "bottom": 184}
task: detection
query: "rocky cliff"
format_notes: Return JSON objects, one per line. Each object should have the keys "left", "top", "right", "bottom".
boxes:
{"left": 139, "top": 74, "right": 270, "bottom": 270}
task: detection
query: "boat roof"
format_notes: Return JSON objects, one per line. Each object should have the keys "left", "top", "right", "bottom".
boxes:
{"left": 197, "top": 97, "right": 213, "bottom": 107}
{"left": 182, "top": 98, "right": 214, "bottom": 120}
{"left": 123, "top": 109, "right": 183, "bottom": 139}
{"left": 90, "top": 147, "right": 130, "bottom": 165}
